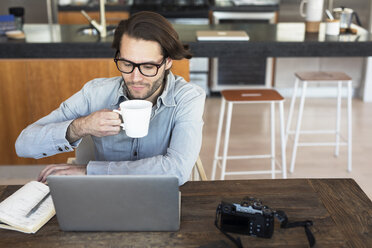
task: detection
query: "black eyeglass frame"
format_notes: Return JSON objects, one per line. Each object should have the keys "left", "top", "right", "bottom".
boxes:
{"left": 114, "top": 51, "right": 167, "bottom": 77}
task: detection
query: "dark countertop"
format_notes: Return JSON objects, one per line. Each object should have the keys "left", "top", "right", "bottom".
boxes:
{"left": 0, "top": 23, "right": 371, "bottom": 59}
{"left": 58, "top": 1, "right": 279, "bottom": 13}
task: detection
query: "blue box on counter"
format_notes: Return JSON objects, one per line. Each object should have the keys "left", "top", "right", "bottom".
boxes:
{"left": 0, "top": 15, "right": 16, "bottom": 35}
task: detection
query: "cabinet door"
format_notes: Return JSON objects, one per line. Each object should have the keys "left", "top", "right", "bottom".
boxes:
{"left": 24, "top": 59, "right": 112, "bottom": 165}
{"left": 58, "top": 11, "right": 129, "bottom": 25}
{"left": 0, "top": 60, "right": 29, "bottom": 164}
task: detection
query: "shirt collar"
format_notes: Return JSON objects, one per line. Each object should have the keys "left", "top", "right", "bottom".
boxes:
{"left": 111, "top": 77, "right": 126, "bottom": 107}
{"left": 157, "top": 71, "right": 176, "bottom": 108}
{"left": 111, "top": 71, "right": 177, "bottom": 107}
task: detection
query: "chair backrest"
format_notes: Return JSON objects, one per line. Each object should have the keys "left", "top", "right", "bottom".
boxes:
{"left": 170, "top": 59, "right": 190, "bottom": 81}
{"left": 75, "top": 135, "right": 95, "bottom": 164}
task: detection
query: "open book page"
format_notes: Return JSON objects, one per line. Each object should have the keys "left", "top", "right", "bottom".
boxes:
{"left": 0, "top": 181, "right": 55, "bottom": 233}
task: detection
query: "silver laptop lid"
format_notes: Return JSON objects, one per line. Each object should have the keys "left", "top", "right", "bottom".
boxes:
{"left": 196, "top": 30, "right": 249, "bottom": 41}
{"left": 47, "top": 175, "right": 180, "bottom": 232}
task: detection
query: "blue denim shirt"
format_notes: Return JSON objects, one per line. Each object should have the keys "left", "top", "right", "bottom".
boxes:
{"left": 15, "top": 72, "right": 206, "bottom": 185}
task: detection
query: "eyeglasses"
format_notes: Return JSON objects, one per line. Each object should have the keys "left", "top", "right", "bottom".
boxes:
{"left": 114, "top": 51, "right": 166, "bottom": 77}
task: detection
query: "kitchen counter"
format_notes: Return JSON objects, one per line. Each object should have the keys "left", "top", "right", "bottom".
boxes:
{"left": 0, "top": 23, "right": 370, "bottom": 59}
{"left": 58, "top": 1, "right": 279, "bottom": 13}
{"left": 211, "top": 0, "right": 279, "bottom": 12}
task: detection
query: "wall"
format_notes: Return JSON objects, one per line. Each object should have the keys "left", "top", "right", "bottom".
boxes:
{"left": 0, "top": 0, "right": 58, "bottom": 23}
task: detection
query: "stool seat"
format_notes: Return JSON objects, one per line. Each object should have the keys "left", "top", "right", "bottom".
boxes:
{"left": 222, "top": 89, "right": 284, "bottom": 102}
{"left": 295, "top": 71, "right": 352, "bottom": 81}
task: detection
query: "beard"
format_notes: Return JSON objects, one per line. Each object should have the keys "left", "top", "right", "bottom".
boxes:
{"left": 123, "top": 69, "right": 167, "bottom": 100}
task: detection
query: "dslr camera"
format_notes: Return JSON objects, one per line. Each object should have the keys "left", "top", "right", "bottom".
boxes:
{"left": 216, "top": 197, "right": 274, "bottom": 238}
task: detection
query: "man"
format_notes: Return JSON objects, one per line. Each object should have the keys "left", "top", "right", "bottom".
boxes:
{"left": 15, "top": 11, "right": 206, "bottom": 186}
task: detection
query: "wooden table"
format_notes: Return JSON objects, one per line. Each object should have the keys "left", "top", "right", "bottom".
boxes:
{"left": 0, "top": 179, "right": 371, "bottom": 247}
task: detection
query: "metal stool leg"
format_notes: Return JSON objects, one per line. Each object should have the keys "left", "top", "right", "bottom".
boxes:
{"left": 279, "top": 101, "right": 287, "bottom": 178}
{"left": 290, "top": 81, "right": 308, "bottom": 173}
{"left": 212, "top": 98, "right": 226, "bottom": 180}
{"left": 335, "top": 81, "right": 342, "bottom": 157}
{"left": 220, "top": 102, "right": 233, "bottom": 180}
{"left": 347, "top": 80, "right": 352, "bottom": 172}
{"left": 286, "top": 77, "right": 299, "bottom": 144}
{"left": 270, "top": 102, "right": 275, "bottom": 179}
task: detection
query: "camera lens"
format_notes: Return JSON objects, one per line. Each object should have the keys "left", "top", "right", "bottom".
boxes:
{"left": 263, "top": 208, "right": 272, "bottom": 215}
{"left": 223, "top": 205, "right": 231, "bottom": 213}
{"left": 253, "top": 201, "right": 262, "bottom": 210}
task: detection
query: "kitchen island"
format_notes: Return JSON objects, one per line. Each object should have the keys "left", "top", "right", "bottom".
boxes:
{"left": 1, "top": 23, "right": 371, "bottom": 58}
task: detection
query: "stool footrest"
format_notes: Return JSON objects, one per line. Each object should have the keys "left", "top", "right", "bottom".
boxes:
{"left": 225, "top": 170, "right": 282, "bottom": 176}
{"left": 298, "top": 142, "right": 348, "bottom": 147}
{"left": 217, "top": 154, "right": 272, "bottom": 160}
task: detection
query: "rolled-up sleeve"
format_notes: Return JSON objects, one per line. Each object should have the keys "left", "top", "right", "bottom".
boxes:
{"left": 15, "top": 85, "right": 90, "bottom": 158}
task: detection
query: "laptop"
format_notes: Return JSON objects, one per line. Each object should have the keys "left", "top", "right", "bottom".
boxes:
{"left": 47, "top": 175, "right": 180, "bottom": 231}
{"left": 196, "top": 30, "right": 249, "bottom": 41}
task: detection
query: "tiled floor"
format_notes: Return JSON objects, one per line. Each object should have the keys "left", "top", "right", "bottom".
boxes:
{"left": 1, "top": 97, "right": 371, "bottom": 200}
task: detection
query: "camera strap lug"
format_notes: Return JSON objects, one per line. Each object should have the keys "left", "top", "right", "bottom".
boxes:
{"left": 275, "top": 210, "right": 316, "bottom": 247}
{"left": 215, "top": 204, "right": 243, "bottom": 248}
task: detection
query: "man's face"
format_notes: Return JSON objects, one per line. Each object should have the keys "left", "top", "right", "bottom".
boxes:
{"left": 119, "top": 34, "right": 172, "bottom": 101}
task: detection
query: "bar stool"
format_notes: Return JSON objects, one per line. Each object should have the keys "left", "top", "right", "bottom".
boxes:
{"left": 286, "top": 71, "right": 352, "bottom": 173}
{"left": 211, "top": 89, "right": 287, "bottom": 180}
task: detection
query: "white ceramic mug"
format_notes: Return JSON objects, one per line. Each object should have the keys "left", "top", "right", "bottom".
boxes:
{"left": 300, "top": 0, "right": 324, "bottom": 22}
{"left": 113, "top": 100, "right": 152, "bottom": 138}
{"left": 325, "top": 19, "right": 340, "bottom": 35}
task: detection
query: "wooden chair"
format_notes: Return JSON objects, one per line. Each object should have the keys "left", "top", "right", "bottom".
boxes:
{"left": 191, "top": 156, "right": 207, "bottom": 181}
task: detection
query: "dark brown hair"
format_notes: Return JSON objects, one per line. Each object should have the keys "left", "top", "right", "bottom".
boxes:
{"left": 112, "top": 11, "right": 192, "bottom": 60}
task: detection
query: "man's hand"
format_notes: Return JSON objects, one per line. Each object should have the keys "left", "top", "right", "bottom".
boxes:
{"left": 37, "top": 164, "right": 87, "bottom": 183}
{"left": 67, "top": 109, "right": 121, "bottom": 142}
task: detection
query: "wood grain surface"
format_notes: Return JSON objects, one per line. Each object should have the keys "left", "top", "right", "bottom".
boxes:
{"left": 222, "top": 89, "right": 284, "bottom": 102}
{"left": 58, "top": 11, "right": 129, "bottom": 25}
{"left": 0, "top": 179, "right": 370, "bottom": 247}
{"left": 295, "top": 72, "right": 352, "bottom": 81}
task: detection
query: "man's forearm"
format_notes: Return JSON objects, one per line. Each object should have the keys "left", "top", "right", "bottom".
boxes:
{"left": 66, "top": 117, "right": 87, "bottom": 143}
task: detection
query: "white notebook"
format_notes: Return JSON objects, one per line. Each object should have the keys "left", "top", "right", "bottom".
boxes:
{"left": 0, "top": 181, "right": 55, "bottom": 234}
{"left": 196, "top": 30, "right": 249, "bottom": 41}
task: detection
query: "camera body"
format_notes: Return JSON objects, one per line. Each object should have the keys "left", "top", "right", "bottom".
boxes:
{"left": 218, "top": 198, "right": 274, "bottom": 238}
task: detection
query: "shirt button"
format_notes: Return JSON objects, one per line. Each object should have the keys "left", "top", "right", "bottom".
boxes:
{"left": 133, "top": 151, "right": 137, "bottom": 156}
{"left": 42, "top": 153, "right": 47, "bottom": 156}
{"left": 64, "top": 146, "right": 69, "bottom": 150}
{"left": 58, "top": 147, "right": 63, "bottom": 152}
